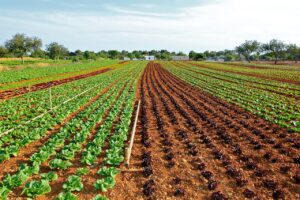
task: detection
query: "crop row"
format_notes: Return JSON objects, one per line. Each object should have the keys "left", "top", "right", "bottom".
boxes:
{"left": 0, "top": 61, "right": 128, "bottom": 133}
{"left": 177, "top": 62, "right": 300, "bottom": 96}
{"left": 0, "top": 62, "right": 141, "bottom": 163}
{"left": 153, "top": 63, "right": 299, "bottom": 199}
{"left": 0, "top": 60, "right": 118, "bottom": 87}
{"left": 189, "top": 61, "right": 300, "bottom": 83}
{"left": 0, "top": 62, "right": 145, "bottom": 199}
{"left": 163, "top": 62, "right": 300, "bottom": 131}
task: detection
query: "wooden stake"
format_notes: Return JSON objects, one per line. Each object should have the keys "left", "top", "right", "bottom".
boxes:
{"left": 0, "top": 85, "right": 99, "bottom": 137}
{"left": 49, "top": 87, "right": 53, "bottom": 110}
{"left": 125, "top": 100, "right": 141, "bottom": 168}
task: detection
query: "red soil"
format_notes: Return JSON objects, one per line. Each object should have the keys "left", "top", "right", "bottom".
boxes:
{"left": 110, "top": 62, "right": 300, "bottom": 200}
{"left": 186, "top": 61, "right": 300, "bottom": 85}
{"left": 0, "top": 68, "right": 111, "bottom": 100}
{"left": 173, "top": 62, "right": 300, "bottom": 100}
{"left": 220, "top": 62, "right": 300, "bottom": 71}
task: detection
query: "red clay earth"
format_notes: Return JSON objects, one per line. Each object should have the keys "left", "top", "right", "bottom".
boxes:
{"left": 185, "top": 61, "right": 300, "bottom": 85}
{"left": 172, "top": 62, "right": 300, "bottom": 100}
{"left": 0, "top": 68, "right": 112, "bottom": 100}
{"left": 219, "top": 62, "right": 300, "bottom": 71}
{"left": 0, "top": 67, "right": 138, "bottom": 200}
{"left": 109, "top": 62, "right": 299, "bottom": 200}
{"left": 175, "top": 61, "right": 300, "bottom": 92}
{"left": 1, "top": 62, "right": 299, "bottom": 200}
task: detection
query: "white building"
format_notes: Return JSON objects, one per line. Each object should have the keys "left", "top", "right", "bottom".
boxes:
{"left": 120, "top": 57, "right": 130, "bottom": 61}
{"left": 172, "top": 56, "right": 190, "bottom": 61}
{"left": 144, "top": 56, "right": 155, "bottom": 61}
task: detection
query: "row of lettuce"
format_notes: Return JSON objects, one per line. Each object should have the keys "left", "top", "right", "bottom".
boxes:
{"left": 162, "top": 61, "right": 300, "bottom": 131}
{"left": 0, "top": 60, "right": 119, "bottom": 88}
{"left": 0, "top": 61, "right": 145, "bottom": 199}
{"left": 0, "top": 61, "right": 122, "bottom": 133}
{"left": 0, "top": 61, "right": 134, "bottom": 162}
{"left": 193, "top": 61, "right": 300, "bottom": 83}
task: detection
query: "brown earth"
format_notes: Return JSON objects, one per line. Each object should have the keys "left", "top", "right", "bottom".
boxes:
{"left": 110, "top": 62, "right": 300, "bottom": 200}
{"left": 2, "top": 66, "right": 139, "bottom": 200}
{"left": 0, "top": 68, "right": 111, "bottom": 100}
{"left": 2, "top": 62, "right": 299, "bottom": 200}
{"left": 186, "top": 61, "right": 300, "bottom": 85}
{"left": 0, "top": 79, "right": 122, "bottom": 182}
{"left": 219, "top": 62, "right": 300, "bottom": 71}
{"left": 172, "top": 62, "right": 300, "bottom": 99}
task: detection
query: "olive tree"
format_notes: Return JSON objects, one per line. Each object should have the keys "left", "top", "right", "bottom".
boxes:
{"left": 5, "top": 33, "right": 42, "bottom": 64}
{"left": 286, "top": 44, "right": 300, "bottom": 63}
{"left": 262, "top": 39, "right": 286, "bottom": 64}
{"left": 46, "top": 42, "right": 69, "bottom": 60}
{"left": 235, "top": 40, "right": 260, "bottom": 63}
{"left": 0, "top": 46, "right": 8, "bottom": 58}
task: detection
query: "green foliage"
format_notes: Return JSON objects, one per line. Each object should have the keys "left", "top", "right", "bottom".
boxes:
{"left": 21, "top": 180, "right": 51, "bottom": 198}
{"left": 97, "top": 167, "right": 118, "bottom": 178}
{"left": 0, "top": 46, "right": 8, "bottom": 58}
{"left": 81, "top": 151, "right": 97, "bottom": 165}
{"left": 235, "top": 40, "right": 260, "bottom": 62}
{"left": 262, "top": 39, "right": 287, "bottom": 64}
{"left": 164, "top": 61, "right": 300, "bottom": 132}
{"left": 104, "top": 152, "right": 124, "bottom": 166}
{"left": 55, "top": 191, "right": 78, "bottom": 200}
{"left": 49, "top": 159, "right": 72, "bottom": 170}
{"left": 94, "top": 177, "right": 115, "bottom": 192}
{"left": 4, "top": 33, "right": 42, "bottom": 62}
{"left": 3, "top": 171, "right": 28, "bottom": 189}
{"left": 63, "top": 175, "right": 83, "bottom": 192}
{"left": 41, "top": 172, "right": 58, "bottom": 182}
{"left": 0, "top": 61, "right": 146, "bottom": 200}
{"left": 93, "top": 195, "right": 109, "bottom": 200}
{"left": 46, "top": 42, "right": 69, "bottom": 60}
{"left": 76, "top": 168, "right": 89, "bottom": 176}
{"left": 0, "top": 186, "right": 11, "bottom": 200}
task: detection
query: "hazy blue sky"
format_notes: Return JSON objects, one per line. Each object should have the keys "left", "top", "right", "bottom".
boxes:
{"left": 1, "top": 0, "right": 299, "bottom": 52}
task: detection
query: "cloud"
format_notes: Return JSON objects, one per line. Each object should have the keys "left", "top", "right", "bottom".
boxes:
{"left": 103, "top": 4, "right": 185, "bottom": 18}
{"left": 0, "top": 0, "right": 300, "bottom": 53}
{"left": 129, "top": 3, "right": 156, "bottom": 9}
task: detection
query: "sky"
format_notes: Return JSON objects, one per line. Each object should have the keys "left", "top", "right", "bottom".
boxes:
{"left": 0, "top": 0, "right": 300, "bottom": 53}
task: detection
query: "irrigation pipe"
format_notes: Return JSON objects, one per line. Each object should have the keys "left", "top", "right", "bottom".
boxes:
{"left": 0, "top": 85, "right": 100, "bottom": 137}
{"left": 125, "top": 100, "right": 141, "bottom": 168}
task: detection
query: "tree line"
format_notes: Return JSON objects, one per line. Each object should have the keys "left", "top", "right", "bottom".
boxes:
{"left": 0, "top": 33, "right": 187, "bottom": 63}
{"left": 1, "top": 33, "right": 300, "bottom": 64}
{"left": 189, "top": 39, "right": 300, "bottom": 64}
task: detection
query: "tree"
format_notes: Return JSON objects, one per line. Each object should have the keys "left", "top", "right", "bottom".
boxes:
{"left": 5, "top": 33, "right": 40, "bottom": 64}
{"left": 31, "top": 37, "right": 42, "bottom": 52}
{"left": 46, "top": 42, "right": 69, "bottom": 60}
{"left": 31, "top": 49, "right": 46, "bottom": 58}
{"left": 97, "top": 50, "right": 109, "bottom": 59}
{"left": 0, "top": 46, "right": 8, "bottom": 58}
{"left": 83, "top": 51, "right": 97, "bottom": 60}
{"left": 194, "top": 53, "right": 206, "bottom": 61}
{"left": 235, "top": 40, "right": 260, "bottom": 63}
{"left": 176, "top": 52, "right": 186, "bottom": 56}
{"left": 286, "top": 44, "right": 300, "bottom": 63}
{"left": 189, "top": 51, "right": 197, "bottom": 60}
{"left": 262, "top": 39, "right": 286, "bottom": 64}
{"left": 108, "top": 50, "right": 119, "bottom": 59}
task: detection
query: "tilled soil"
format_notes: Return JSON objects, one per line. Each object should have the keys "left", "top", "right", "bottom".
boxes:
{"left": 185, "top": 61, "right": 300, "bottom": 85}
{"left": 0, "top": 68, "right": 111, "bottom": 100}
{"left": 111, "top": 62, "right": 300, "bottom": 200}
{"left": 172, "top": 62, "right": 300, "bottom": 99}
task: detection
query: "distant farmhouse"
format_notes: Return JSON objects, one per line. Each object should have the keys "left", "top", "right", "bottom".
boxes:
{"left": 144, "top": 56, "right": 155, "bottom": 61}
{"left": 206, "top": 57, "right": 225, "bottom": 62}
{"left": 172, "top": 56, "right": 190, "bottom": 61}
{"left": 120, "top": 57, "right": 130, "bottom": 61}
